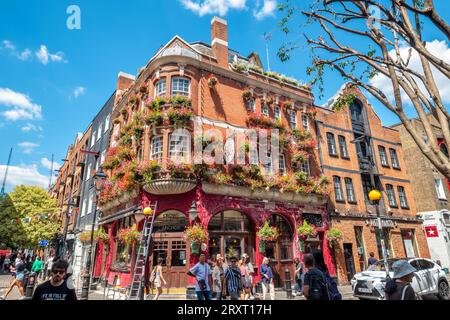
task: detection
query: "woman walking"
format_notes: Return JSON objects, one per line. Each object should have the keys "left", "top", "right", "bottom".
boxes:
{"left": 151, "top": 257, "right": 167, "bottom": 300}
{"left": 259, "top": 257, "right": 275, "bottom": 300}
{"left": 0, "top": 253, "right": 26, "bottom": 300}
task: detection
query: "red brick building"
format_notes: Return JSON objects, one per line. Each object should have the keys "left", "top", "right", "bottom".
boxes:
{"left": 316, "top": 83, "right": 430, "bottom": 284}
{"left": 95, "top": 17, "right": 334, "bottom": 294}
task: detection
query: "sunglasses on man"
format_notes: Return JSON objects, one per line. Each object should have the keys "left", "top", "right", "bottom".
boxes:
{"left": 52, "top": 269, "right": 66, "bottom": 275}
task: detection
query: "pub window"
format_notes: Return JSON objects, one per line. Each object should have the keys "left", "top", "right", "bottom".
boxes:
{"left": 345, "top": 177, "right": 356, "bottom": 203}
{"left": 390, "top": 148, "right": 400, "bottom": 169}
{"left": 169, "top": 133, "right": 190, "bottom": 162}
{"left": 274, "top": 106, "right": 281, "bottom": 120}
{"left": 386, "top": 184, "right": 398, "bottom": 207}
{"left": 151, "top": 136, "right": 163, "bottom": 161}
{"left": 171, "top": 77, "right": 190, "bottom": 97}
{"left": 279, "top": 154, "right": 286, "bottom": 176}
{"left": 379, "top": 146, "right": 389, "bottom": 167}
{"left": 261, "top": 102, "right": 269, "bottom": 116}
{"left": 155, "top": 78, "right": 166, "bottom": 97}
{"left": 338, "top": 135, "right": 349, "bottom": 159}
{"left": 289, "top": 110, "right": 297, "bottom": 128}
{"left": 435, "top": 178, "right": 447, "bottom": 200}
{"left": 300, "top": 160, "right": 310, "bottom": 176}
{"left": 113, "top": 216, "right": 134, "bottom": 271}
{"left": 327, "top": 133, "right": 337, "bottom": 156}
{"left": 397, "top": 186, "right": 409, "bottom": 209}
{"left": 302, "top": 114, "right": 309, "bottom": 131}
{"left": 333, "top": 176, "right": 344, "bottom": 202}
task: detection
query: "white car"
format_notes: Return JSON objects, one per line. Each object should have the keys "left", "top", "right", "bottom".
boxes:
{"left": 351, "top": 258, "right": 449, "bottom": 300}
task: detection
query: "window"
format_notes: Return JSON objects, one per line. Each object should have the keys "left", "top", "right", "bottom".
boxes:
{"left": 302, "top": 114, "right": 309, "bottom": 131}
{"left": 104, "top": 114, "right": 110, "bottom": 132}
{"left": 419, "top": 259, "right": 435, "bottom": 270}
{"left": 289, "top": 110, "right": 297, "bottom": 128}
{"left": 87, "top": 194, "right": 93, "bottom": 214}
{"left": 435, "top": 178, "right": 447, "bottom": 200}
{"left": 333, "top": 176, "right": 344, "bottom": 202}
{"left": 97, "top": 123, "right": 102, "bottom": 141}
{"left": 386, "top": 184, "right": 397, "bottom": 207}
{"left": 345, "top": 178, "right": 356, "bottom": 203}
{"left": 300, "top": 160, "right": 310, "bottom": 176}
{"left": 155, "top": 79, "right": 166, "bottom": 97}
{"left": 440, "top": 143, "right": 449, "bottom": 158}
{"left": 327, "top": 133, "right": 337, "bottom": 156}
{"left": 151, "top": 136, "right": 163, "bottom": 161}
{"left": 81, "top": 198, "right": 87, "bottom": 217}
{"left": 85, "top": 163, "right": 91, "bottom": 181}
{"left": 261, "top": 103, "right": 269, "bottom": 116}
{"left": 397, "top": 186, "right": 409, "bottom": 208}
{"left": 169, "top": 133, "right": 190, "bottom": 162}
{"left": 90, "top": 132, "right": 96, "bottom": 147}
{"left": 361, "top": 174, "right": 373, "bottom": 202}
{"left": 100, "top": 150, "right": 106, "bottom": 164}
{"left": 246, "top": 99, "right": 255, "bottom": 112}
{"left": 279, "top": 154, "right": 286, "bottom": 176}
{"left": 379, "top": 146, "right": 388, "bottom": 166}
{"left": 338, "top": 135, "right": 349, "bottom": 159}
{"left": 264, "top": 154, "right": 273, "bottom": 174}
{"left": 171, "top": 77, "right": 190, "bottom": 96}
{"left": 389, "top": 148, "right": 400, "bottom": 169}
{"left": 274, "top": 106, "right": 281, "bottom": 120}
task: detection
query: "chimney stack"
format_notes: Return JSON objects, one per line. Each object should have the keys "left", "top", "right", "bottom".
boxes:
{"left": 211, "top": 16, "right": 229, "bottom": 67}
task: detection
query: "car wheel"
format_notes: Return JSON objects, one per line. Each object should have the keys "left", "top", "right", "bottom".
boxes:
{"left": 438, "top": 280, "right": 450, "bottom": 300}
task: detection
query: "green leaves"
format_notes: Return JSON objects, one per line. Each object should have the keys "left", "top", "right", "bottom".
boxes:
{"left": 331, "top": 93, "right": 357, "bottom": 112}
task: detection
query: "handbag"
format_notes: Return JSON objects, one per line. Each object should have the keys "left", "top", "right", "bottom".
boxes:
{"left": 197, "top": 264, "right": 208, "bottom": 291}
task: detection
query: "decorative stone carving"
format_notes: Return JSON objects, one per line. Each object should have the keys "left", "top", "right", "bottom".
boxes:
{"left": 143, "top": 179, "right": 197, "bottom": 195}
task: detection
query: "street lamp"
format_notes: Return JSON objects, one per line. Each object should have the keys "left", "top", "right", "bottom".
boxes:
{"left": 368, "top": 189, "right": 390, "bottom": 278}
{"left": 80, "top": 166, "right": 107, "bottom": 300}
{"left": 60, "top": 200, "right": 77, "bottom": 258}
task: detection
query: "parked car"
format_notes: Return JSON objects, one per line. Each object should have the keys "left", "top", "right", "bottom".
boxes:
{"left": 351, "top": 258, "right": 449, "bottom": 300}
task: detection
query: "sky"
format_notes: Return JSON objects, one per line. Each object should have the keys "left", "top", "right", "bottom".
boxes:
{"left": 0, "top": 0, "right": 449, "bottom": 192}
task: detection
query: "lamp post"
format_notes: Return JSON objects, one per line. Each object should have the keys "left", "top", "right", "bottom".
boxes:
{"left": 80, "top": 166, "right": 107, "bottom": 300}
{"left": 368, "top": 189, "right": 389, "bottom": 278}
{"left": 60, "top": 200, "right": 77, "bottom": 258}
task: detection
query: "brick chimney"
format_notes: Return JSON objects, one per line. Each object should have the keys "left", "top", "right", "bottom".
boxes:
{"left": 211, "top": 16, "right": 229, "bottom": 67}
{"left": 117, "top": 71, "right": 135, "bottom": 92}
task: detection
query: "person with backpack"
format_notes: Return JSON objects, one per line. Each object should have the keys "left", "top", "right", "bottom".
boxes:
{"left": 312, "top": 250, "right": 342, "bottom": 300}
{"left": 187, "top": 253, "right": 212, "bottom": 300}
{"left": 384, "top": 260, "right": 418, "bottom": 300}
{"left": 302, "top": 253, "right": 329, "bottom": 300}
{"left": 223, "top": 256, "right": 242, "bottom": 300}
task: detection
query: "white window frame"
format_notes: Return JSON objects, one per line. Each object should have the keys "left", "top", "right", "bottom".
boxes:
{"left": 171, "top": 77, "right": 190, "bottom": 97}
{"left": 100, "top": 150, "right": 106, "bottom": 164}
{"left": 169, "top": 133, "right": 190, "bottom": 162}
{"left": 279, "top": 154, "right": 286, "bottom": 176}
{"left": 274, "top": 106, "right": 281, "bottom": 120}
{"left": 90, "top": 133, "right": 95, "bottom": 147}
{"left": 150, "top": 136, "right": 164, "bottom": 161}
{"left": 87, "top": 194, "right": 93, "bottom": 215}
{"left": 435, "top": 178, "right": 447, "bottom": 200}
{"left": 300, "top": 160, "right": 310, "bottom": 177}
{"left": 289, "top": 110, "right": 297, "bottom": 128}
{"left": 81, "top": 198, "right": 87, "bottom": 217}
{"left": 104, "top": 114, "right": 110, "bottom": 133}
{"left": 155, "top": 78, "right": 166, "bottom": 97}
{"left": 333, "top": 176, "right": 344, "bottom": 202}
{"left": 85, "top": 163, "right": 91, "bottom": 181}
{"left": 262, "top": 103, "right": 269, "bottom": 116}
{"left": 302, "top": 114, "right": 309, "bottom": 131}
{"left": 97, "top": 123, "right": 102, "bottom": 141}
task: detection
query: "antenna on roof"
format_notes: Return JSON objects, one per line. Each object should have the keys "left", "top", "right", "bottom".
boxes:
{"left": 263, "top": 32, "right": 272, "bottom": 72}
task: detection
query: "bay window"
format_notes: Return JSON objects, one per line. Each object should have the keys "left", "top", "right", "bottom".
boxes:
{"left": 171, "top": 77, "right": 190, "bottom": 97}
{"left": 169, "top": 133, "right": 190, "bottom": 162}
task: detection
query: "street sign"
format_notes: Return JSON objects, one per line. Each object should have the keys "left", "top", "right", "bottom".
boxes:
{"left": 39, "top": 240, "right": 49, "bottom": 247}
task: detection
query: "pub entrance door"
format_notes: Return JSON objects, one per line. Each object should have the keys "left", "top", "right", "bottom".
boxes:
{"left": 149, "top": 210, "right": 189, "bottom": 293}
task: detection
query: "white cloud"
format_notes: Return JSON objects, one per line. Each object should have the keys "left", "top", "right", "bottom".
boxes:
{"left": 35, "top": 45, "right": 66, "bottom": 65}
{"left": 1, "top": 40, "right": 32, "bottom": 61}
{"left": 20, "top": 123, "right": 43, "bottom": 132}
{"left": 369, "top": 40, "right": 450, "bottom": 104}
{"left": 17, "top": 142, "right": 39, "bottom": 154}
{"left": 0, "top": 88, "right": 42, "bottom": 121}
{"left": 253, "top": 0, "right": 277, "bottom": 20}
{"left": 73, "top": 86, "right": 86, "bottom": 98}
{"left": 40, "top": 157, "right": 60, "bottom": 171}
{"left": 180, "top": 0, "right": 247, "bottom": 16}
{"left": 0, "top": 164, "right": 49, "bottom": 190}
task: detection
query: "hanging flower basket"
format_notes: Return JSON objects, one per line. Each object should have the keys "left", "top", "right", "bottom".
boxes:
{"left": 208, "top": 77, "right": 218, "bottom": 88}
{"left": 258, "top": 241, "right": 266, "bottom": 253}
{"left": 191, "top": 242, "right": 200, "bottom": 255}
{"left": 117, "top": 224, "right": 141, "bottom": 246}
{"left": 297, "top": 220, "right": 317, "bottom": 240}
{"left": 257, "top": 221, "right": 280, "bottom": 242}
{"left": 185, "top": 224, "right": 208, "bottom": 254}
{"left": 298, "top": 238, "right": 305, "bottom": 252}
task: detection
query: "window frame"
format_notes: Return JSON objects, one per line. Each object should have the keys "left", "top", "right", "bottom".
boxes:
{"left": 154, "top": 78, "right": 166, "bottom": 97}
{"left": 386, "top": 184, "right": 398, "bottom": 208}
{"left": 333, "top": 176, "right": 345, "bottom": 202}
{"left": 150, "top": 135, "right": 164, "bottom": 162}
{"left": 279, "top": 154, "right": 286, "bottom": 176}
{"left": 345, "top": 177, "right": 356, "bottom": 203}
{"left": 171, "top": 77, "right": 190, "bottom": 97}
{"left": 435, "top": 178, "right": 447, "bottom": 200}
{"left": 289, "top": 110, "right": 297, "bottom": 128}
{"left": 397, "top": 186, "right": 409, "bottom": 209}
{"left": 389, "top": 148, "right": 400, "bottom": 169}
{"left": 338, "top": 135, "right": 349, "bottom": 159}
{"left": 378, "top": 146, "right": 389, "bottom": 167}
{"left": 261, "top": 102, "right": 269, "bottom": 116}
{"left": 169, "top": 132, "right": 191, "bottom": 162}
{"left": 300, "top": 159, "right": 310, "bottom": 177}
{"left": 274, "top": 106, "right": 281, "bottom": 120}
{"left": 327, "top": 133, "right": 338, "bottom": 157}
{"left": 302, "top": 114, "right": 309, "bottom": 131}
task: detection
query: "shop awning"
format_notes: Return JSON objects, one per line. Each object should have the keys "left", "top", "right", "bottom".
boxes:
{"left": 98, "top": 205, "right": 140, "bottom": 225}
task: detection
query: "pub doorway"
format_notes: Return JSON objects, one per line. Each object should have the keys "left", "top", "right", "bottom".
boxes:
{"left": 150, "top": 210, "right": 189, "bottom": 293}
{"left": 263, "top": 214, "right": 294, "bottom": 288}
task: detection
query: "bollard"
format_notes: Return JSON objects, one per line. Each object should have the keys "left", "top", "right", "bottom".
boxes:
{"left": 25, "top": 273, "right": 37, "bottom": 299}
{"left": 285, "top": 268, "right": 293, "bottom": 299}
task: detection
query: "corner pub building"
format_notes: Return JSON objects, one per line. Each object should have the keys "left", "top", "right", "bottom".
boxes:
{"left": 93, "top": 17, "right": 336, "bottom": 295}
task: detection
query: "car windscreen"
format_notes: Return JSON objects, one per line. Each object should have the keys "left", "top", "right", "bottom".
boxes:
{"left": 367, "top": 259, "right": 398, "bottom": 271}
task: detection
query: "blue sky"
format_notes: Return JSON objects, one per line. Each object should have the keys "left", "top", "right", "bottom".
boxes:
{"left": 0, "top": 0, "right": 448, "bottom": 192}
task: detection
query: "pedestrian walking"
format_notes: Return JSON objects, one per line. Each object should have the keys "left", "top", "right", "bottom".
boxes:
{"left": 242, "top": 254, "right": 255, "bottom": 299}
{"left": 293, "top": 257, "right": 303, "bottom": 296}
{"left": 302, "top": 253, "right": 329, "bottom": 300}
{"left": 31, "top": 256, "right": 44, "bottom": 280}
{"left": 368, "top": 252, "right": 377, "bottom": 266}
{"left": 223, "top": 256, "right": 242, "bottom": 300}
{"left": 259, "top": 257, "right": 275, "bottom": 300}
{"left": 32, "top": 259, "right": 77, "bottom": 301}
{"left": 45, "top": 254, "right": 54, "bottom": 280}
{"left": 0, "top": 253, "right": 26, "bottom": 300}
{"left": 212, "top": 254, "right": 225, "bottom": 300}
{"left": 187, "top": 253, "right": 212, "bottom": 300}
{"left": 312, "top": 250, "right": 341, "bottom": 300}
{"left": 149, "top": 257, "right": 167, "bottom": 300}
{"left": 384, "top": 260, "right": 418, "bottom": 300}
{"left": 2, "top": 256, "right": 9, "bottom": 272}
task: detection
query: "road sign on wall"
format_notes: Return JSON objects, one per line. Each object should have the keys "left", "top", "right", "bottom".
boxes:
{"left": 39, "top": 240, "right": 49, "bottom": 246}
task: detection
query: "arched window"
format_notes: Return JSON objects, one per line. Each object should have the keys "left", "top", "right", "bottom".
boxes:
{"left": 350, "top": 100, "right": 363, "bottom": 123}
